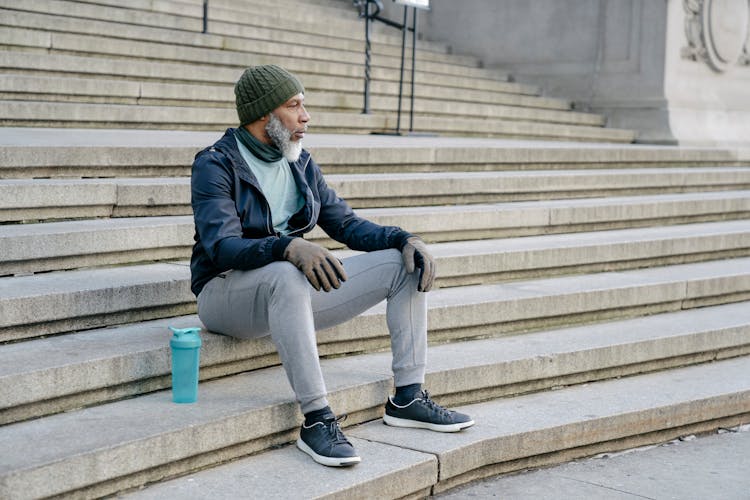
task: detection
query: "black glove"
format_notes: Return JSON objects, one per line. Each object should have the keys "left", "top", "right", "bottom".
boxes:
{"left": 401, "top": 236, "right": 436, "bottom": 292}
{"left": 283, "top": 238, "right": 347, "bottom": 292}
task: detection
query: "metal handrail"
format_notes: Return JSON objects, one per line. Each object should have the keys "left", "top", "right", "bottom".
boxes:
{"left": 202, "top": 0, "right": 208, "bottom": 33}
{"left": 354, "top": 0, "right": 420, "bottom": 134}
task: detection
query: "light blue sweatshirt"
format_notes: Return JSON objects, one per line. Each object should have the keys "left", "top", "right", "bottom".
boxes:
{"left": 236, "top": 137, "right": 304, "bottom": 235}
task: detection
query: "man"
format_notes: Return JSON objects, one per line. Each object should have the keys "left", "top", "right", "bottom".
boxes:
{"left": 190, "top": 64, "right": 473, "bottom": 467}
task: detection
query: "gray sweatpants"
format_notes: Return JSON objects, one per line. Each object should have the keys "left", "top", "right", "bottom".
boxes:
{"left": 196, "top": 249, "right": 427, "bottom": 414}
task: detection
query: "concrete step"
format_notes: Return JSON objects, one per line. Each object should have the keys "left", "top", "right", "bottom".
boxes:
{"left": 84, "top": 0, "right": 355, "bottom": 19}
{"left": 4, "top": 167, "right": 750, "bottom": 222}
{"left": 0, "top": 261, "right": 193, "bottom": 343}
{"left": 1, "top": 337, "right": 748, "bottom": 498}
{"left": 2, "top": 129, "right": 749, "bottom": 178}
{"left": 429, "top": 220, "right": 750, "bottom": 286}
{"left": 0, "top": 74, "right": 559, "bottom": 112}
{"left": 209, "top": 0, "right": 458, "bottom": 60}
{"left": 0, "top": 22, "right": 506, "bottom": 87}
{"left": 1, "top": 240, "right": 749, "bottom": 342}
{"left": 0, "top": 0, "right": 202, "bottom": 32}
{"left": 442, "top": 427, "right": 750, "bottom": 500}
{"left": 0, "top": 75, "right": 598, "bottom": 126}
{"left": 0, "top": 7, "right": 379, "bottom": 65}
{"left": 340, "top": 95, "right": 602, "bottom": 127}
{"left": 324, "top": 167, "right": 750, "bottom": 207}
{"left": 4, "top": 210, "right": 749, "bottom": 285}
{"left": 3, "top": 274, "right": 749, "bottom": 425}
{"left": 0, "top": 0, "right": 490, "bottom": 79}
{"left": 0, "top": 100, "right": 387, "bottom": 132}
{"left": 0, "top": 49, "right": 248, "bottom": 89}
{"left": 208, "top": 13, "right": 481, "bottom": 67}
{"left": 354, "top": 356, "right": 750, "bottom": 495}
{"left": 73, "top": 0, "right": 360, "bottom": 28}
{"left": 120, "top": 0, "right": 456, "bottom": 56}
{"left": 0, "top": 74, "right": 587, "bottom": 124}
{"left": 121, "top": 355, "right": 750, "bottom": 498}
{"left": 209, "top": 0, "right": 365, "bottom": 22}
{"left": 0, "top": 216, "right": 191, "bottom": 275}
{"left": 219, "top": 0, "right": 363, "bottom": 12}
{"left": 0, "top": 100, "right": 632, "bottom": 141}
{"left": 316, "top": 191, "right": 750, "bottom": 244}
{"left": 208, "top": 3, "right": 457, "bottom": 59}
{"left": 0, "top": 50, "right": 547, "bottom": 105}
{"left": 10, "top": 0, "right": 455, "bottom": 56}
{"left": 416, "top": 114, "right": 631, "bottom": 142}
{"left": 0, "top": 178, "right": 185, "bottom": 222}
{"left": 3, "top": 191, "right": 750, "bottom": 275}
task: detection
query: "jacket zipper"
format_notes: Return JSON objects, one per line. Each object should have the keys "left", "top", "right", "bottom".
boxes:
{"left": 256, "top": 184, "right": 273, "bottom": 235}
{"left": 287, "top": 155, "right": 316, "bottom": 237}
{"left": 234, "top": 163, "right": 274, "bottom": 235}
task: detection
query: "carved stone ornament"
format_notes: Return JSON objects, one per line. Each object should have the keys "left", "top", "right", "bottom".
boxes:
{"left": 682, "top": 0, "right": 750, "bottom": 71}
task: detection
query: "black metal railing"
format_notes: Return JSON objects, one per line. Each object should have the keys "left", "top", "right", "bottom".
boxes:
{"left": 202, "top": 0, "right": 208, "bottom": 33}
{"left": 354, "top": 0, "right": 425, "bottom": 134}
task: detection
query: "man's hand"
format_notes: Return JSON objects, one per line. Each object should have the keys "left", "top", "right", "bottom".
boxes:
{"left": 283, "top": 238, "right": 348, "bottom": 292}
{"left": 401, "top": 236, "right": 436, "bottom": 292}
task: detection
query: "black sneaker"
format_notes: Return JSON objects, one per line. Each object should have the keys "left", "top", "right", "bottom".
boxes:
{"left": 384, "top": 390, "right": 475, "bottom": 432}
{"left": 296, "top": 414, "right": 361, "bottom": 467}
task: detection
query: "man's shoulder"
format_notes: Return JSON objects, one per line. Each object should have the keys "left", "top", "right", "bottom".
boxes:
{"left": 194, "top": 129, "right": 239, "bottom": 165}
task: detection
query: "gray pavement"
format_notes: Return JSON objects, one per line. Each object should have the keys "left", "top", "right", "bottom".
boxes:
{"left": 437, "top": 426, "right": 750, "bottom": 500}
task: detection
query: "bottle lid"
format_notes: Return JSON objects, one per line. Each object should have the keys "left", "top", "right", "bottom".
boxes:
{"left": 169, "top": 326, "right": 202, "bottom": 348}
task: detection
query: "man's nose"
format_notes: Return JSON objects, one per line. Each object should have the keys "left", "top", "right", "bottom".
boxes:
{"left": 300, "top": 105, "right": 311, "bottom": 123}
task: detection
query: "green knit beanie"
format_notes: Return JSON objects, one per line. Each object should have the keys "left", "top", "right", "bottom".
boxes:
{"left": 234, "top": 65, "right": 305, "bottom": 126}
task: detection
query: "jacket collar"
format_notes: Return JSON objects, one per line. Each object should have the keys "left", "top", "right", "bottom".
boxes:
{"left": 213, "top": 128, "right": 311, "bottom": 184}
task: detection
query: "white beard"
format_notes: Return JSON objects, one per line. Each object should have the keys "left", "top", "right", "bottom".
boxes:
{"left": 265, "top": 113, "right": 303, "bottom": 162}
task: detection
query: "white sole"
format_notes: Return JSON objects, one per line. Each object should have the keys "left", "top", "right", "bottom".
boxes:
{"left": 383, "top": 414, "right": 475, "bottom": 433}
{"left": 296, "top": 438, "right": 361, "bottom": 467}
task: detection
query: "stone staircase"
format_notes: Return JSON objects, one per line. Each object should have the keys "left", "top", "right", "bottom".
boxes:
{"left": 1, "top": 0, "right": 750, "bottom": 498}
{"left": 0, "top": 0, "right": 634, "bottom": 141}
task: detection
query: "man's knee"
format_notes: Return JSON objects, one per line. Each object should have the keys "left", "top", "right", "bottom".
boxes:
{"left": 376, "top": 248, "right": 404, "bottom": 268}
{"left": 267, "top": 261, "right": 310, "bottom": 295}
{"left": 364, "top": 249, "right": 417, "bottom": 292}
{"left": 385, "top": 247, "right": 402, "bottom": 261}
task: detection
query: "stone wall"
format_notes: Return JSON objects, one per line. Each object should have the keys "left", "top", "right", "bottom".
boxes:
{"left": 378, "top": 0, "right": 750, "bottom": 146}
{"left": 663, "top": 0, "right": 750, "bottom": 146}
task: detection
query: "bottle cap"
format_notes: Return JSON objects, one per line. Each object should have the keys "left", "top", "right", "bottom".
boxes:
{"left": 169, "top": 326, "right": 202, "bottom": 349}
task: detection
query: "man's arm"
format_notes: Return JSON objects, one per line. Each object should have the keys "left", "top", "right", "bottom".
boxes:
{"left": 311, "top": 163, "right": 436, "bottom": 292}
{"left": 313, "top": 167, "right": 410, "bottom": 251}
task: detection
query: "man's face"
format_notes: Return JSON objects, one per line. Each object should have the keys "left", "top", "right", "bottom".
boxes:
{"left": 271, "top": 93, "right": 309, "bottom": 142}
{"left": 264, "top": 93, "right": 309, "bottom": 162}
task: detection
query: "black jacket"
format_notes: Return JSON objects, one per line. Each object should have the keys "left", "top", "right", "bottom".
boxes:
{"left": 190, "top": 128, "right": 409, "bottom": 296}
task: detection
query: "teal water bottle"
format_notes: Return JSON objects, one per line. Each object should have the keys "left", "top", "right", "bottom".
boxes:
{"left": 169, "top": 326, "right": 202, "bottom": 403}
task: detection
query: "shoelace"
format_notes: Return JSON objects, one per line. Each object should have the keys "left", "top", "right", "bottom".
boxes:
{"left": 418, "top": 390, "right": 454, "bottom": 418}
{"left": 323, "top": 414, "right": 350, "bottom": 445}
